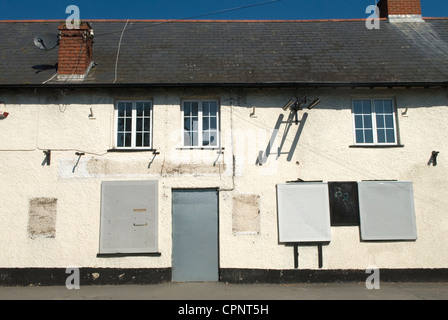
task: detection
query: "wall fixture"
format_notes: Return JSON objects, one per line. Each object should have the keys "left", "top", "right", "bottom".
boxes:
{"left": 428, "top": 151, "right": 440, "bottom": 166}
{"left": 250, "top": 107, "right": 257, "bottom": 118}
{"left": 73, "top": 152, "right": 85, "bottom": 173}
{"left": 148, "top": 150, "right": 160, "bottom": 169}
{"left": 43, "top": 150, "right": 51, "bottom": 166}
{"left": 282, "top": 98, "right": 298, "bottom": 111}
{"left": 0, "top": 102, "right": 9, "bottom": 119}
{"left": 307, "top": 98, "right": 321, "bottom": 110}
{"left": 283, "top": 96, "right": 320, "bottom": 124}
{"left": 402, "top": 107, "right": 409, "bottom": 117}
{"left": 88, "top": 108, "right": 96, "bottom": 119}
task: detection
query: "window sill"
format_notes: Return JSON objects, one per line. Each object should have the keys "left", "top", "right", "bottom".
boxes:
{"left": 107, "top": 148, "right": 158, "bottom": 153}
{"left": 97, "top": 252, "right": 162, "bottom": 258}
{"left": 176, "top": 147, "right": 224, "bottom": 151}
{"left": 349, "top": 144, "right": 405, "bottom": 149}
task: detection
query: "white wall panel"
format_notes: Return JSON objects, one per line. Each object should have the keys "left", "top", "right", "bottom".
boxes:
{"left": 358, "top": 181, "right": 417, "bottom": 241}
{"left": 277, "top": 183, "right": 331, "bottom": 243}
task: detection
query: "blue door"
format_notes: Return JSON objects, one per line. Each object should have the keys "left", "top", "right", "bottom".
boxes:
{"left": 172, "top": 189, "right": 219, "bottom": 282}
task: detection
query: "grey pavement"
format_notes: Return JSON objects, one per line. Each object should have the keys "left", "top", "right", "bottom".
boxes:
{"left": 0, "top": 282, "right": 448, "bottom": 300}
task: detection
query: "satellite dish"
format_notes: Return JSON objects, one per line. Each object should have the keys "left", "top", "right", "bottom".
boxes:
{"left": 34, "top": 33, "right": 59, "bottom": 51}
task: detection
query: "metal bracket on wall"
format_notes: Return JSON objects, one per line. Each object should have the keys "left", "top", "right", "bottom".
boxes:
{"left": 148, "top": 149, "right": 160, "bottom": 169}
{"left": 428, "top": 151, "right": 440, "bottom": 166}
{"left": 293, "top": 243, "right": 324, "bottom": 269}
{"left": 72, "top": 152, "right": 85, "bottom": 173}
{"left": 43, "top": 150, "right": 51, "bottom": 166}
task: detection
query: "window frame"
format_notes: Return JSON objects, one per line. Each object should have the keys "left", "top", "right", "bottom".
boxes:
{"left": 352, "top": 98, "right": 398, "bottom": 146}
{"left": 114, "top": 100, "right": 153, "bottom": 150}
{"left": 181, "top": 99, "right": 220, "bottom": 149}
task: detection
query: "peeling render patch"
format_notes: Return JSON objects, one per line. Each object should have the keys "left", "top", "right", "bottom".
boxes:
{"left": 28, "top": 198, "right": 57, "bottom": 239}
{"left": 232, "top": 194, "right": 260, "bottom": 235}
{"left": 58, "top": 157, "right": 228, "bottom": 179}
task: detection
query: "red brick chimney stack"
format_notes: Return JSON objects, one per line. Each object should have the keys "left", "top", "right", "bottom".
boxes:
{"left": 378, "top": 0, "right": 424, "bottom": 22}
{"left": 57, "top": 22, "right": 94, "bottom": 80}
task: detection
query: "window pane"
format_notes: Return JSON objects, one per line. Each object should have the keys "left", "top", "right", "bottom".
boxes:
{"left": 386, "top": 129, "right": 395, "bottom": 143}
{"left": 363, "top": 115, "right": 372, "bottom": 129}
{"left": 136, "top": 103, "right": 144, "bottom": 116}
{"left": 184, "top": 131, "right": 198, "bottom": 147}
{"left": 118, "top": 103, "right": 125, "bottom": 117}
{"left": 191, "top": 132, "right": 198, "bottom": 146}
{"left": 203, "top": 132, "right": 210, "bottom": 146}
{"left": 136, "top": 133, "right": 143, "bottom": 147}
{"left": 376, "top": 115, "right": 385, "bottom": 129}
{"left": 124, "top": 133, "right": 132, "bottom": 147}
{"left": 356, "top": 130, "right": 364, "bottom": 143}
{"left": 136, "top": 118, "right": 143, "bottom": 131}
{"left": 184, "top": 103, "right": 191, "bottom": 116}
{"left": 355, "top": 115, "right": 363, "bottom": 129}
{"left": 364, "top": 130, "right": 374, "bottom": 143}
{"left": 143, "top": 133, "right": 150, "bottom": 147}
{"left": 209, "top": 131, "right": 218, "bottom": 146}
{"left": 203, "top": 102, "right": 210, "bottom": 116}
{"left": 118, "top": 118, "right": 124, "bottom": 131}
{"left": 144, "top": 118, "right": 150, "bottom": 131}
{"left": 144, "top": 103, "right": 151, "bottom": 115}
{"left": 191, "top": 102, "right": 199, "bottom": 115}
{"left": 353, "top": 101, "right": 363, "bottom": 114}
{"left": 210, "top": 117, "right": 217, "bottom": 130}
{"left": 192, "top": 117, "right": 199, "bottom": 131}
{"left": 383, "top": 100, "right": 393, "bottom": 113}
{"left": 125, "top": 118, "right": 132, "bottom": 131}
{"left": 375, "top": 100, "right": 384, "bottom": 114}
{"left": 117, "top": 133, "right": 124, "bottom": 147}
{"left": 184, "top": 132, "right": 192, "bottom": 146}
{"left": 184, "top": 118, "right": 191, "bottom": 131}
{"left": 362, "top": 101, "right": 372, "bottom": 114}
{"left": 203, "top": 117, "right": 210, "bottom": 130}
{"left": 385, "top": 115, "right": 394, "bottom": 128}
{"left": 125, "top": 103, "right": 132, "bottom": 116}
{"left": 191, "top": 131, "right": 199, "bottom": 146}
{"left": 377, "top": 129, "right": 386, "bottom": 143}
{"left": 209, "top": 102, "right": 217, "bottom": 115}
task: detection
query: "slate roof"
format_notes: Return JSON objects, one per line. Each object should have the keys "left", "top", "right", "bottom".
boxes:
{"left": 1, "top": 19, "right": 448, "bottom": 87}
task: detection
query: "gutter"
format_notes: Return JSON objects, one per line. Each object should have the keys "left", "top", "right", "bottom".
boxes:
{"left": 1, "top": 81, "right": 448, "bottom": 90}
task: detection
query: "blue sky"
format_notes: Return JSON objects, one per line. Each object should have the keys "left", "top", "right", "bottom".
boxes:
{"left": 1, "top": 0, "right": 448, "bottom": 20}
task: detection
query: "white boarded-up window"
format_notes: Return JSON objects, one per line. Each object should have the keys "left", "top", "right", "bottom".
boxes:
{"left": 277, "top": 183, "right": 331, "bottom": 243}
{"left": 100, "top": 180, "right": 158, "bottom": 254}
{"left": 358, "top": 181, "right": 417, "bottom": 241}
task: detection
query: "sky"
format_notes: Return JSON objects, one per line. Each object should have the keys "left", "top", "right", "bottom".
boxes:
{"left": 0, "top": 0, "right": 448, "bottom": 21}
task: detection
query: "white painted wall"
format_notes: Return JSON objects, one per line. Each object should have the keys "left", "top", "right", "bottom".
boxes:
{"left": 0, "top": 87, "right": 447, "bottom": 270}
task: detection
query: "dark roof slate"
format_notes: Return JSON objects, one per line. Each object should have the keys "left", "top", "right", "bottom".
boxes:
{"left": 1, "top": 19, "right": 448, "bottom": 86}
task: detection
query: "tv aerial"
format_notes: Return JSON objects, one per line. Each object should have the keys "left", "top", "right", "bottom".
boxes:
{"left": 34, "top": 33, "right": 59, "bottom": 51}
{"left": 283, "top": 96, "right": 321, "bottom": 124}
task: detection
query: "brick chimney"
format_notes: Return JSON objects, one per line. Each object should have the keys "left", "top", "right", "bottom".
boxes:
{"left": 378, "top": 0, "right": 424, "bottom": 22}
{"left": 57, "top": 22, "right": 94, "bottom": 80}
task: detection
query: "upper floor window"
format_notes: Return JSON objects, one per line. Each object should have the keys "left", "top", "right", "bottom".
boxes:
{"left": 352, "top": 99, "right": 397, "bottom": 145}
{"left": 115, "top": 101, "right": 153, "bottom": 149}
{"left": 182, "top": 100, "right": 219, "bottom": 148}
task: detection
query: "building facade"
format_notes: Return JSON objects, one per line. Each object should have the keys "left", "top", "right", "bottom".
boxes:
{"left": 1, "top": 0, "right": 448, "bottom": 284}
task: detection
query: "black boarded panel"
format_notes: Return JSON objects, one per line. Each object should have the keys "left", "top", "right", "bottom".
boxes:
{"left": 328, "top": 182, "right": 360, "bottom": 226}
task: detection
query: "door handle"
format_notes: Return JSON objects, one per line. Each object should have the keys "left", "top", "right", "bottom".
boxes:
{"left": 133, "top": 223, "right": 148, "bottom": 227}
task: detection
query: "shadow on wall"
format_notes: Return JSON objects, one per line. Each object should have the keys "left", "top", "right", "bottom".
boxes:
{"left": 256, "top": 112, "right": 308, "bottom": 165}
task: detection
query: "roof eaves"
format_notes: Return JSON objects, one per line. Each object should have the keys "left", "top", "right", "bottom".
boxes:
{"left": 2, "top": 81, "right": 448, "bottom": 89}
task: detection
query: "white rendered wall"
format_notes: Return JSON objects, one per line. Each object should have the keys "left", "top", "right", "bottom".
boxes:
{"left": 0, "top": 87, "right": 447, "bottom": 270}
